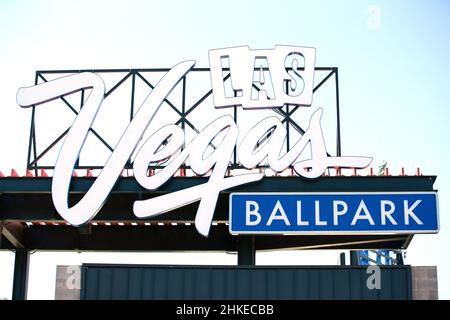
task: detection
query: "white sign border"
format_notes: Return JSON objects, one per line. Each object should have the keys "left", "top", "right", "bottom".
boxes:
{"left": 228, "top": 191, "right": 440, "bottom": 235}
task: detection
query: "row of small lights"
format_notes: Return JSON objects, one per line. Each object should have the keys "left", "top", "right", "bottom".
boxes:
{"left": 24, "top": 221, "right": 227, "bottom": 227}
{"left": 11, "top": 166, "right": 422, "bottom": 228}
{"left": 1, "top": 167, "right": 424, "bottom": 178}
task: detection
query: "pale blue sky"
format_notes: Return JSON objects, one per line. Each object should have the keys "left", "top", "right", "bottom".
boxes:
{"left": 0, "top": 0, "right": 449, "bottom": 299}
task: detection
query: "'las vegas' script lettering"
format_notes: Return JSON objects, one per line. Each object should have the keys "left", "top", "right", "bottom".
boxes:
{"left": 16, "top": 60, "right": 371, "bottom": 236}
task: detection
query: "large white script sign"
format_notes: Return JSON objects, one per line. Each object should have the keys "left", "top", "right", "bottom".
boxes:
{"left": 16, "top": 49, "right": 372, "bottom": 236}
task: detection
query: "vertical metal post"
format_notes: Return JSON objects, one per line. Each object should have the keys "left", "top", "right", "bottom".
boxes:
{"left": 80, "top": 89, "right": 85, "bottom": 111}
{"left": 339, "top": 252, "right": 346, "bottom": 266}
{"left": 334, "top": 68, "right": 342, "bottom": 156}
{"left": 26, "top": 108, "right": 35, "bottom": 172}
{"left": 32, "top": 122, "right": 38, "bottom": 175}
{"left": 237, "top": 236, "right": 255, "bottom": 266}
{"left": 125, "top": 72, "right": 137, "bottom": 169}
{"left": 350, "top": 250, "right": 359, "bottom": 266}
{"left": 27, "top": 73, "right": 39, "bottom": 175}
{"left": 181, "top": 76, "right": 187, "bottom": 175}
{"left": 233, "top": 89, "right": 238, "bottom": 166}
{"left": 12, "top": 249, "right": 30, "bottom": 300}
{"left": 181, "top": 76, "right": 186, "bottom": 130}
{"left": 74, "top": 89, "right": 85, "bottom": 169}
{"left": 396, "top": 251, "right": 404, "bottom": 265}
{"left": 285, "top": 80, "right": 290, "bottom": 152}
{"left": 130, "top": 72, "right": 136, "bottom": 122}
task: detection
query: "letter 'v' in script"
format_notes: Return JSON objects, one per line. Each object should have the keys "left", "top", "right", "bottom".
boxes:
{"left": 16, "top": 61, "right": 263, "bottom": 236}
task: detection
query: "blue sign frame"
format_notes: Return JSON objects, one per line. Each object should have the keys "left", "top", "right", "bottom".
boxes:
{"left": 229, "top": 192, "right": 439, "bottom": 235}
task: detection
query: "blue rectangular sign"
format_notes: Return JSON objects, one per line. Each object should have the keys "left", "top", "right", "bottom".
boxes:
{"left": 229, "top": 192, "right": 439, "bottom": 234}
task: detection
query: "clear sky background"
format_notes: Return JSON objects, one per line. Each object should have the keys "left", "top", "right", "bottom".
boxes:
{"left": 0, "top": 0, "right": 449, "bottom": 299}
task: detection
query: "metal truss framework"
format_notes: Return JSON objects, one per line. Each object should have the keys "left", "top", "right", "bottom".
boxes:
{"left": 26, "top": 67, "right": 341, "bottom": 174}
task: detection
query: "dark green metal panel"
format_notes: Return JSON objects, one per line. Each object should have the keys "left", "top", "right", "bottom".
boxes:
{"left": 81, "top": 264, "right": 413, "bottom": 300}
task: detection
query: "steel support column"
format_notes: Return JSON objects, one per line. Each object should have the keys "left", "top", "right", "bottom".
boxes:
{"left": 340, "top": 252, "right": 346, "bottom": 265}
{"left": 350, "top": 250, "right": 359, "bottom": 266}
{"left": 237, "top": 236, "right": 255, "bottom": 266}
{"left": 12, "top": 249, "right": 29, "bottom": 300}
{"left": 396, "top": 251, "right": 404, "bottom": 265}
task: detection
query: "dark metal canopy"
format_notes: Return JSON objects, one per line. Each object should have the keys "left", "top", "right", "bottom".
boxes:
{"left": 0, "top": 175, "right": 437, "bottom": 252}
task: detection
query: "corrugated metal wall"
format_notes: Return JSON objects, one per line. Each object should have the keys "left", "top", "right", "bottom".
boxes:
{"left": 81, "top": 264, "right": 412, "bottom": 300}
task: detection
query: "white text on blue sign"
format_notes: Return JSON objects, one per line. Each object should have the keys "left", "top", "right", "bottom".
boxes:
{"left": 230, "top": 192, "right": 439, "bottom": 234}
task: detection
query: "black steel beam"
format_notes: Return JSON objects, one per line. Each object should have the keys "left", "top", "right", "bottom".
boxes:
{"left": 237, "top": 236, "right": 255, "bottom": 266}
{"left": 12, "top": 249, "right": 29, "bottom": 300}
{"left": 350, "top": 251, "right": 359, "bottom": 265}
{"left": 0, "top": 222, "right": 25, "bottom": 249}
{"left": 8, "top": 224, "right": 411, "bottom": 251}
{"left": 0, "top": 176, "right": 436, "bottom": 224}
{"left": 0, "top": 176, "right": 437, "bottom": 223}
{"left": 36, "top": 67, "right": 336, "bottom": 74}
{"left": 22, "top": 225, "right": 237, "bottom": 251}
{"left": 0, "top": 175, "right": 437, "bottom": 193}
{"left": 339, "top": 252, "right": 346, "bottom": 265}
{"left": 0, "top": 176, "right": 436, "bottom": 251}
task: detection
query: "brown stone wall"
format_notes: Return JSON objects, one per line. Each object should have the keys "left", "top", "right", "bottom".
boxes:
{"left": 412, "top": 266, "right": 438, "bottom": 300}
